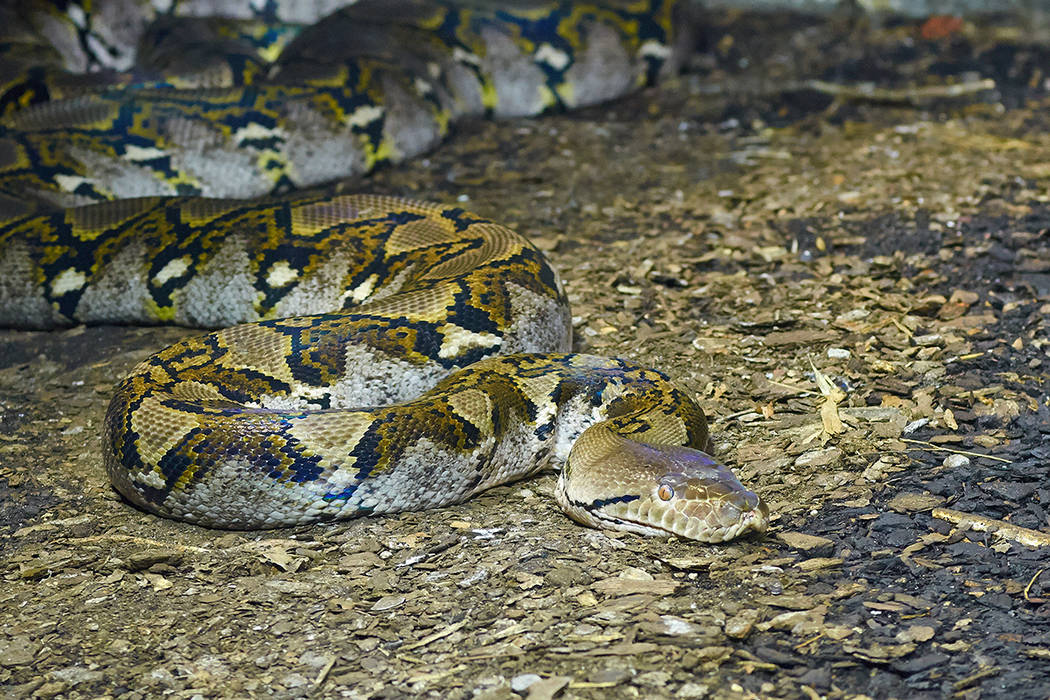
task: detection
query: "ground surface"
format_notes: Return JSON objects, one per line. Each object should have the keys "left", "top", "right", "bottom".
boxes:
{"left": 2, "top": 9, "right": 1050, "bottom": 700}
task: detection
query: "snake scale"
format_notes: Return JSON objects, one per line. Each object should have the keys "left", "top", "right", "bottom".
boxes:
{"left": 0, "top": 0, "right": 768, "bottom": 541}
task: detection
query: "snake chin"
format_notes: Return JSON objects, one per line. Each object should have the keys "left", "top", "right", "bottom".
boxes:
{"left": 574, "top": 493, "right": 768, "bottom": 543}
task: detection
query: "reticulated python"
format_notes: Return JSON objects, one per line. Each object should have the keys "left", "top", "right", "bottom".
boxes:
{"left": 0, "top": 0, "right": 768, "bottom": 541}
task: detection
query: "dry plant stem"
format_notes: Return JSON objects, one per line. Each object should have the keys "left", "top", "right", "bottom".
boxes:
{"left": 804, "top": 78, "right": 997, "bottom": 103}
{"left": 901, "top": 438, "right": 1013, "bottom": 464}
{"left": 1024, "top": 567, "right": 1048, "bottom": 602}
{"left": 401, "top": 619, "right": 470, "bottom": 651}
{"left": 64, "top": 534, "right": 212, "bottom": 554}
{"left": 931, "top": 508, "right": 1050, "bottom": 548}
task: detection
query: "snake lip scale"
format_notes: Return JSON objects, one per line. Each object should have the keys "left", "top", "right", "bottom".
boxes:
{"left": 0, "top": 0, "right": 768, "bottom": 542}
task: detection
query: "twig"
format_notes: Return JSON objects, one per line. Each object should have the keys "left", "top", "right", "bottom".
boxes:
{"left": 63, "top": 534, "right": 212, "bottom": 555}
{"left": 400, "top": 619, "right": 469, "bottom": 651}
{"left": 900, "top": 438, "right": 1012, "bottom": 464}
{"left": 805, "top": 78, "right": 996, "bottom": 104}
{"left": 313, "top": 657, "right": 337, "bottom": 687}
{"left": 952, "top": 666, "right": 999, "bottom": 692}
{"left": 721, "top": 408, "right": 762, "bottom": 421}
{"left": 762, "top": 378, "right": 819, "bottom": 397}
{"left": 1024, "top": 567, "right": 1048, "bottom": 603}
{"left": 793, "top": 632, "right": 824, "bottom": 651}
{"left": 931, "top": 508, "right": 1050, "bottom": 548}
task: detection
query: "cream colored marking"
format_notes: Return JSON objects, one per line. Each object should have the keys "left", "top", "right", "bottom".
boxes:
{"left": 437, "top": 324, "right": 500, "bottom": 359}
{"left": 132, "top": 468, "right": 167, "bottom": 490}
{"left": 51, "top": 268, "right": 86, "bottom": 296}
{"left": 446, "top": 389, "right": 495, "bottom": 435}
{"left": 640, "top": 40, "right": 671, "bottom": 59}
{"left": 66, "top": 4, "right": 86, "bottom": 28}
{"left": 124, "top": 145, "right": 169, "bottom": 161}
{"left": 153, "top": 256, "right": 192, "bottom": 286}
{"left": 266, "top": 261, "right": 299, "bottom": 288}
{"left": 348, "top": 274, "right": 377, "bottom": 303}
{"left": 54, "top": 174, "right": 91, "bottom": 193}
{"left": 234, "top": 122, "right": 285, "bottom": 145}
{"left": 453, "top": 47, "right": 482, "bottom": 66}
{"left": 414, "top": 77, "right": 434, "bottom": 95}
{"left": 534, "top": 43, "right": 571, "bottom": 71}
{"left": 345, "top": 105, "right": 384, "bottom": 129}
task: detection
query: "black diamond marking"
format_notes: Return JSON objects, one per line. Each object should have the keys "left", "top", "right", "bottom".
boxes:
{"left": 440, "top": 207, "right": 491, "bottom": 232}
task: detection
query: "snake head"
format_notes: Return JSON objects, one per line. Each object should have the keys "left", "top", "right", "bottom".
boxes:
{"left": 556, "top": 438, "right": 768, "bottom": 543}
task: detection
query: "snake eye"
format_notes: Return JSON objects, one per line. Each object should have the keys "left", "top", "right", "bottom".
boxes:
{"left": 657, "top": 484, "right": 674, "bottom": 501}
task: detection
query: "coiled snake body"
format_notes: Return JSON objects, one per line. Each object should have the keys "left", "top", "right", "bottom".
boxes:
{"left": 0, "top": 0, "right": 767, "bottom": 541}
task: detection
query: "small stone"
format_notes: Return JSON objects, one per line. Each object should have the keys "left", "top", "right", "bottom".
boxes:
{"left": 510, "top": 674, "right": 541, "bottom": 693}
{"left": 369, "top": 595, "right": 405, "bottom": 612}
{"left": 523, "top": 676, "right": 570, "bottom": 699}
{"left": 776, "top": 532, "right": 834, "bottom": 551}
{"left": 902, "top": 418, "right": 930, "bottom": 434}
{"left": 31, "top": 681, "right": 68, "bottom": 698}
{"left": 943, "top": 454, "right": 970, "bottom": 468}
{"left": 678, "top": 682, "right": 710, "bottom": 698}
{"left": 759, "top": 609, "right": 826, "bottom": 635}
{"left": 298, "top": 650, "right": 331, "bottom": 669}
{"left": 269, "top": 620, "right": 297, "bottom": 636}
{"left": 724, "top": 613, "right": 755, "bottom": 639}
{"left": 913, "top": 333, "right": 942, "bottom": 347}
{"left": 280, "top": 673, "right": 308, "bottom": 688}
{"left": 126, "top": 549, "right": 179, "bottom": 571}
{"left": 795, "top": 448, "right": 842, "bottom": 467}
{"left": 545, "top": 565, "right": 589, "bottom": 587}
{"left": 948, "top": 289, "right": 979, "bottom": 305}
{"left": 590, "top": 668, "right": 631, "bottom": 684}
{"left": 0, "top": 636, "right": 37, "bottom": 667}
{"left": 618, "top": 566, "right": 654, "bottom": 581}
{"left": 827, "top": 347, "right": 851, "bottom": 359}
{"left": 896, "top": 625, "right": 936, "bottom": 643}
{"left": 887, "top": 492, "right": 944, "bottom": 512}
{"left": 796, "top": 557, "right": 843, "bottom": 571}
{"left": 637, "top": 671, "right": 671, "bottom": 687}
{"left": 824, "top": 625, "right": 854, "bottom": 640}
{"left": 652, "top": 615, "right": 702, "bottom": 636}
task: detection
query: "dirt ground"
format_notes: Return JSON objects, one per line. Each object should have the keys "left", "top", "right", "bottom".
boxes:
{"left": 3, "top": 8, "right": 1050, "bottom": 700}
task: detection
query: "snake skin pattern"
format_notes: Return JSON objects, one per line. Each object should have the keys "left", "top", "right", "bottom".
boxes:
{"left": 0, "top": 0, "right": 768, "bottom": 541}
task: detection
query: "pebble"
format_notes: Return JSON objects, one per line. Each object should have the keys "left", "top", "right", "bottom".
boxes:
{"left": 0, "top": 636, "right": 37, "bottom": 667}
{"left": 724, "top": 614, "right": 755, "bottom": 639}
{"left": 510, "top": 673, "right": 541, "bottom": 692}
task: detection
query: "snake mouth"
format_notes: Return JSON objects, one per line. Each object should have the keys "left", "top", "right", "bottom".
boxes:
{"left": 579, "top": 496, "right": 769, "bottom": 543}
